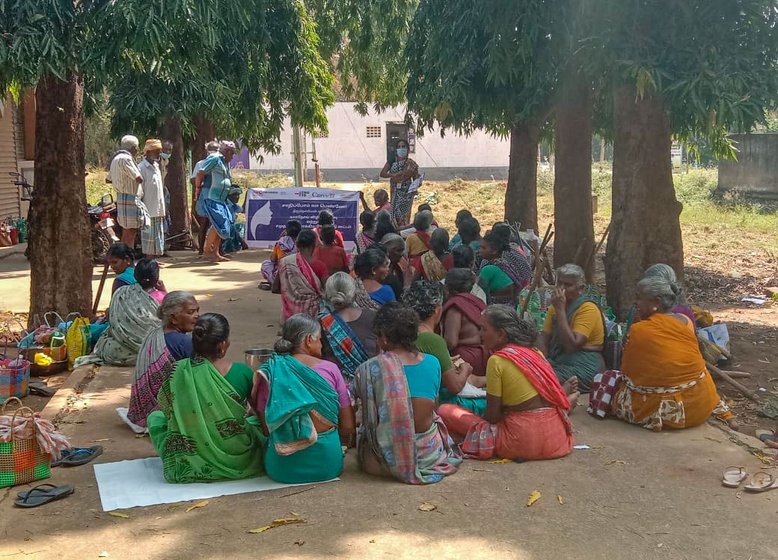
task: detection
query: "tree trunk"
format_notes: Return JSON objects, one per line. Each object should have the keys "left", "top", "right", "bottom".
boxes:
{"left": 29, "top": 73, "right": 92, "bottom": 321}
{"left": 554, "top": 70, "right": 594, "bottom": 280}
{"left": 161, "top": 116, "right": 191, "bottom": 249}
{"left": 191, "top": 114, "right": 216, "bottom": 164}
{"left": 605, "top": 87, "right": 684, "bottom": 318}
{"left": 504, "top": 122, "right": 538, "bottom": 232}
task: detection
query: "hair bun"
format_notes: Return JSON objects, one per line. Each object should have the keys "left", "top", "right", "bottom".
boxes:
{"left": 669, "top": 281, "right": 680, "bottom": 295}
{"left": 274, "top": 338, "right": 294, "bottom": 354}
{"left": 192, "top": 323, "right": 207, "bottom": 339}
{"left": 330, "top": 291, "right": 348, "bottom": 307}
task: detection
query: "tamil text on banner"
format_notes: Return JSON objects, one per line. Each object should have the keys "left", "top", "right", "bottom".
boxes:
{"left": 244, "top": 187, "right": 360, "bottom": 249}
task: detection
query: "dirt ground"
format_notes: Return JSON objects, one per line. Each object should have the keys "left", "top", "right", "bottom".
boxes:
{"left": 1, "top": 248, "right": 778, "bottom": 559}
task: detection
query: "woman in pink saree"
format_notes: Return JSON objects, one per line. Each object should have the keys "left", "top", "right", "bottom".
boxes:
{"left": 278, "top": 229, "right": 328, "bottom": 320}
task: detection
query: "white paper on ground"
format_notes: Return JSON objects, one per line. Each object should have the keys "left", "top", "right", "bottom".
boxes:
{"left": 573, "top": 445, "right": 591, "bottom": 450}
{"left": 94, "top": 457, "right": 337, "bottom": 511}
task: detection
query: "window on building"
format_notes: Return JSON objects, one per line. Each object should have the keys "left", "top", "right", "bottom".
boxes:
{"left": 366, "top": 126, "right": 382, "bottom": 138}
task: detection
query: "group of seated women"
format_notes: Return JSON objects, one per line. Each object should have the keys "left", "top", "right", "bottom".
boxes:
{"left": 107, "top": 203, "right": 737, "bottom": 487}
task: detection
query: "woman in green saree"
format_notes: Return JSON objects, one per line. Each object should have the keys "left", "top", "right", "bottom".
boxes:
{"left": 538, "top": 264, "right": 605, "bottom": 393}
{"left": 148, "top": 313, "right": 265, "bottom": 483}
{"left": 254, "top": 314, "right": 356, "bottom": 484}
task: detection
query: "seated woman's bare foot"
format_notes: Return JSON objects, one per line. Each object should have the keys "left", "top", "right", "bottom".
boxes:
{"left": 567, "top": 391, "right": 580, "bottom": 411}
{"left": 562, "top": 377, "right": 579, "bottom": 396}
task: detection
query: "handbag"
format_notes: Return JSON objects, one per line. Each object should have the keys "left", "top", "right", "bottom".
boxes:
{"left": 65, "top": 313, "right": 91, "bottom": 370}
{"left": 0, "top": 338, "right": 31, "bottom": 402}
{"left": 0, "top": 398, "right": 52, "bottom": 488}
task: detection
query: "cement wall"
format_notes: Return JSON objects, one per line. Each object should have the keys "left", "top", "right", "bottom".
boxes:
{"left": 718, "top": 133, "right": 778, "bottom": 200}
{"left": 248, "top": 102, "right": 511, "bottom": 180}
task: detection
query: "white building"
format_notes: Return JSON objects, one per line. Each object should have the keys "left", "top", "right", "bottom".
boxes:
{"left": 247, "top": 102, "right": 512, "bottom": 182}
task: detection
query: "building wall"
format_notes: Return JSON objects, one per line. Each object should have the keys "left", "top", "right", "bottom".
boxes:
{"left": 248, "top": 103, "right": 511, "bottom": 181}
{"left": 718, "top": 133, "right": 778, "bottom": 200}
{"left": 0, "top": 98, "right": 20, "bottom": 220}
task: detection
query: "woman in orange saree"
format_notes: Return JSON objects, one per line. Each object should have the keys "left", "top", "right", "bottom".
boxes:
{"left": 612, "top": 276, "right": 736, "bottom": 431}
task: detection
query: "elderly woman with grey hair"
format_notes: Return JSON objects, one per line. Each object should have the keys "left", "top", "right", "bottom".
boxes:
{"left": 438, "top": 305, "right": 575, "bottom": 461}
{"left": 538, "top": 263, "right": 605, "bottom": 393}
{"left": 406, "top": 210, "right": 435, "bottom": 259}
{"left": 200, "top": 140, "right": 238, "bottom": 262}
{"left": 642, "top": 263, "right": 695, "bottom": 325}
{"left": 255, "top": 313, "right": 355, "bottom": 483}
{"left": 125, "top": 291, "right": 200, "bottom": 430}
{"left": 610, "top": 276, "right": 736, "bottom": 431}
{"left": 318, "top": 272, "right": 378, "bottom": 379}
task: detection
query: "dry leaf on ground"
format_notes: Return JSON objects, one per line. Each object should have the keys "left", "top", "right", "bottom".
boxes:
{"left": 488, "top": 458, "right": 512, "bottom": 464}
{"left": 108, "top": 512, "right": 129, "bottom": 519}
{"left": 557, "top": 495, "right": 565, "bottom": 505}
{"left": 185, "top": 500, "right": 209, "bottom": 512}
{"left": 606, "top": 460, "right": 627, "bottom": 466}
{"left": 248, "top": 518, "right": 306, "bottom": 534}
{"left": 527, "top": 490, "right": 541, "bottom": 507}
{"left": 418, "top": 502, "right": 437, "bottom": 512}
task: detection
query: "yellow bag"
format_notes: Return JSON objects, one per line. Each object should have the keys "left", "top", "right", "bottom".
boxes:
{"left": 65, "top": 314, "right": 90, "bottom": 369}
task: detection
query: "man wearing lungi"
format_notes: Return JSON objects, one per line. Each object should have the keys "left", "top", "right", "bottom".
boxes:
{"left": 109, "top": 135, "right": 146, "bottom": 248}
{"left": 139, "top": 139, "right": 166, "bottom": 258}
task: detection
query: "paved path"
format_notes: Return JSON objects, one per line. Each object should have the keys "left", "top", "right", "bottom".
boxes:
{"left": 1, "top": 250, "right": 777, "bottom": 559}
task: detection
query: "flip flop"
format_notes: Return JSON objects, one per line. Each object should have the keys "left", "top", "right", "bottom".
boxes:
{"left": 52, "top": 445, "right": 103, "bottom": 467}
{"left": 744, "top": 472, "right": 778, "bottom": 493}
{"left": 722, "top": 466, "right": 748, "bottom": 488}
{"left": 14, "top": 484, "right": 74, "bottom": 508}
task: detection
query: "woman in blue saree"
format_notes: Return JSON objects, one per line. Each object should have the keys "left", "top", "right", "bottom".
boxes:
{"left": 254, "top": 314, "right": 356, "bottom": 484}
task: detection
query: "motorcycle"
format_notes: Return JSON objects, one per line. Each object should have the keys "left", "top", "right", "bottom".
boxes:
{"left": 88, "top": 193, "right": 119, "bottom": 263}
{"left": 11, "top": 172, "right": 119, "bottom": 262}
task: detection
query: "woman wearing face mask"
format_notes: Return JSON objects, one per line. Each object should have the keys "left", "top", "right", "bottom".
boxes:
{"left": 380, "top": 139, "right": 420, "bottom": 228}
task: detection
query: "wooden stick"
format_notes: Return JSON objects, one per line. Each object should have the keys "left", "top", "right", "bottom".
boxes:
{"left": 584, "top": 223, "right": 611, "bottom": 272}
{"left": 92, "top": 262, "right": 110, "bottom": 316}
{"left": 708, "top": 362, "right": 761, "bottom": 402}
{"left": 718, "top": 370, "right": 751, "bottom": 379}
{"left": 572, "top": 237, "right": 590, "bottom": 268}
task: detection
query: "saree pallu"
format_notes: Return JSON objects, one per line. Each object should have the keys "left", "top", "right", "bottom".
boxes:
{"left": 148, "top": 358, "right": 265, "bottom": 483}
{"left": 81, "top": 284, "right": 161, "bottom": 367}
{"left": 279, "top": 253, "right": 322, "bottom": 320}
{"left": 441, "top": 293, "right": 488, "bottom": 376}
{"left": 420, "top": 251, "right": 448, "bottom": 282}
{"left": 612, "top": 313, "right": 732, "bottom": 431}
{"left": 127, "top": 327, "right": 176, "bottom": 427}
{"left": 318, "top": 307, "right": 370, "bottom": 380}
{"left": 353, "top": 353, "right": 462, "bottom": 484}
{"left": 259, "top": 354, "right": 343, "bottom": 483}
{"left": 354, "top": 277, "right": 381, "bottom": 311}
{"left": 549, "top": 297, "right": 605, "bottom": 392}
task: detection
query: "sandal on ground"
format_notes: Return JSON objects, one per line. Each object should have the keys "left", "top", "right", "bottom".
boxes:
{"left": 744, "top": 471, "right": 778, "bottom": 493}
{"left": 14, "top": 484, "right": 74, "bottom": 508}
{"left": 722, "top": 466, "right": 748, "bottom": 488}
{"left": 52, "top": 445, "right": 103, "bottom": 467}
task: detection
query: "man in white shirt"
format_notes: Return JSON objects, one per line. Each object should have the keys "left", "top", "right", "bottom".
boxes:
{"left": 138, "top": 138, "right": 166, "bottom": 258}
{"left": 109, "top": 135, "right": 146, "bottom": 248}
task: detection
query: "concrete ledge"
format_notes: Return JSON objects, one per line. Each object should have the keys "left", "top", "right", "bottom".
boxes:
{"left": 0, "top": 242, "right": 25, "bottom": 260}
{"left": 42, "top": 363, "right": 97, "bottom": 424}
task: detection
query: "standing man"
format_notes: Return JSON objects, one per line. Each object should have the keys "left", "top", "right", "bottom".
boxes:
{"left": 192, "top": 140, "right": 220, "bottom": 254}
{"left": 139, "top": 139, "right": 166, "bottom": 259}
{"left": 109, "top": 135, "right": 146, "bottom": 248}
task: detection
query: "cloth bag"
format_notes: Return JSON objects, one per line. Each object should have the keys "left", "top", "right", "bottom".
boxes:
{"left": 66, "top": 314, "right": 91, "bottom": 370}
{"left": 0, "top": 398, "right": 53, "bottom": 488}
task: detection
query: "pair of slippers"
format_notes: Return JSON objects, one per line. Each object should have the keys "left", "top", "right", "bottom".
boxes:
{"left": 51, "top": 446, "right": 103, "bottom": 468}
{"left": 14, "top": 484, "right": 74, "bottom": 508}
{"left": 722, "top": 466, "right": 778, "bottom": 492}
